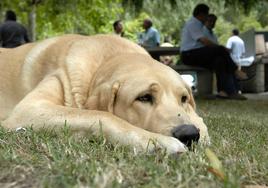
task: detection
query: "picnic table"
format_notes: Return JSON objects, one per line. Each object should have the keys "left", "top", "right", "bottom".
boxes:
{"left": 240, "top": 29, "right": 268, "bottom": 93}
{"left": 145, "top": 46, "right": 180, "bottom": 56}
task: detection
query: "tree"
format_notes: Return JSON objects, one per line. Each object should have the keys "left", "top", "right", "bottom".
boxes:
{"left": 0, "top": 0, "right": 267, "bottom": 43}
{"left": 35, "top": 0, "right": 123, "bottom": 39}
{"left": 0, "top": 0, "right": 123, "bottom": 40}
{"left": 225, "top": 0, "right": 262, "bottom": 13}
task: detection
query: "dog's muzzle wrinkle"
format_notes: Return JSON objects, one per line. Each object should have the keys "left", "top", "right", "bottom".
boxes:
{"left": 172, "top": 124, "right": 200, "bottom": 148}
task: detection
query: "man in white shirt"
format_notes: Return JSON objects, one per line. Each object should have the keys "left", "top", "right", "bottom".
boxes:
{"left": 180, "top": 4, "right": 247, "bottom": 100}
{"left": 226, "top": 29, "right": 246, "bottom": 70}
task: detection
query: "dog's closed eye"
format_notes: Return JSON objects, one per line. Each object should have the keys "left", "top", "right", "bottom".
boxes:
{"left": 136, "top": 94, "right": 154, "bottom": 104}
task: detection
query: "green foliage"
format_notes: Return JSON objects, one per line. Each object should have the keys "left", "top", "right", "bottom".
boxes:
{"left": 120, "top": 0, "right": 267, "bottom": 45}
{"left": 36, "top": 0, "right": 123, "bottom": 39}
{"left": 214, "top": 17, "right": 234, "bottom": 45}
{"left": 0, "top": 0, "right": 267, "bottom": 45}
{"left": 0, "top": 0, "right": 123, "bottom": 40}
{"left": 123, "top": 12, "right": 149, "bottom": 41}
{"left": 256, "top": 1, "right": 268, "bottom": 28}
{"left": 225, "top": 0, "right": 260, "bottom": 13}
{"left": 0, "top": 0, "right": 30, "bottom": 25}
{"left": 238, "top": 11, "right": 263, "bottom": 32}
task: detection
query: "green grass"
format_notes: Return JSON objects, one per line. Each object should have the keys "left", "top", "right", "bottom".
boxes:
{"left": 0, "top": 99, "right": 268, "bottom": 188}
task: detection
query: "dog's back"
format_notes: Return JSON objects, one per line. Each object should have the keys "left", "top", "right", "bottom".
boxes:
{"left": 0, "top": 44, "right": 34, "bottom": 119}
{"left": 0, "top": 34, "right": 148, "bottom": 120}
{"left": 0, "top": 35, "right": 79, "bottom": 119}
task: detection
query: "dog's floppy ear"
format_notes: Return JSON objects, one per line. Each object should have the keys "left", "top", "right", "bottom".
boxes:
{"left": 188, "top": 89, "right": 196, "bottom": 110}
{"left": 107, "top": 81, "right": 120, "bottom": 113}
{"left": 184, "top": 82, "right": 196, "bottom": 110}
{"left": 85, "top": 81, "right": 120, "bottom": 113}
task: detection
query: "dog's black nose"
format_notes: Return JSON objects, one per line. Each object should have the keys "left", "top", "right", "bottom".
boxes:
{"left": 172, "top": 124, "right": 200, "bottom": 148}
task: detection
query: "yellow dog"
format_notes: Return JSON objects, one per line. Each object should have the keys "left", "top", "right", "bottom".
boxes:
{"left": 0, "top": 35, "right": 209, "bottom": 154}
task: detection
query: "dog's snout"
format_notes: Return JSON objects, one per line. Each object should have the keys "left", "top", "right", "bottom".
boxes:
{"left": 172, "top": 124, "right": 200, "bottom": 148}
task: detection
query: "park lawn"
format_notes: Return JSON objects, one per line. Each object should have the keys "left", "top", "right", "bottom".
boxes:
{"left": 0, "top": 99, "right": 267, "bottom": 188}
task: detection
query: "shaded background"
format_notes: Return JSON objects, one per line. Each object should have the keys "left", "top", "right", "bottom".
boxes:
{"left": 0, "top": 0, "right": 268, "bottom": 46}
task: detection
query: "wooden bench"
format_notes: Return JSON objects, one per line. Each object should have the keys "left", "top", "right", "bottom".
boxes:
{"left": 145, "top": 47, "right": 213, "bottom": 96}
{"left": 240, "top": 29, "right": 268, "bottom": 93}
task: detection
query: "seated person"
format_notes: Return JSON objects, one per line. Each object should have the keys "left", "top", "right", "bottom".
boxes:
{"left": 180, "top": 4, "right": 247, "bottom": 100}
{"left": 226, "top": 29, "right": 254, "bottom": 70}
{"left": 160, "top": 42, "right": 174, "bottom": 65}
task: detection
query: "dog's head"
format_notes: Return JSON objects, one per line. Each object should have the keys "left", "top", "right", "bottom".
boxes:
{"left": 86, "top": 54, "right": 210, "bottom": 147}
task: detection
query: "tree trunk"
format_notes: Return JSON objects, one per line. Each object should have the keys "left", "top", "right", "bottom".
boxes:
{"left": 28, "top": 4, "right": 36, "bottom": 41}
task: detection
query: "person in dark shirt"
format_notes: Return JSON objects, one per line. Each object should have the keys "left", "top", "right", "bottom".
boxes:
{"left": 113, "top": 20, "right": 124, "bottom": 37}
{"left": 0, "top": 10, "right": 30, "bottom": 48}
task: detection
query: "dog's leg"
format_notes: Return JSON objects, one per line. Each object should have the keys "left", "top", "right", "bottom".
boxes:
{"left": 2, "top": 75, "right": 186, "bottom": 154}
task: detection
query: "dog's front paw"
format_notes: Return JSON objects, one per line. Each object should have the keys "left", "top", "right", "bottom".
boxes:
{"left": 153, "top": 135, "right": 188, "bottom": 154}
{"left": 124, "top": 131, "right": 187, "bottom": 155}
{"left": 140, "top": 134, "right": 187, "bottom": 154}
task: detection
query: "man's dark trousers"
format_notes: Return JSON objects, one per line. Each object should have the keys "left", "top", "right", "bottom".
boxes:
{"left": 181, "top": 45, "right": 239, "bottom": 94}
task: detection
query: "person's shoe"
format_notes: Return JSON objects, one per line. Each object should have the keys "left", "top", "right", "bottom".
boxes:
{"left": 228, "top": 93, "right": 247, "bottom": 100}
{"left": 216, "top": 91, "right": 229, "bottom": 99}
{"left": 235, "top": 70, "right": 248, "bottom": 80}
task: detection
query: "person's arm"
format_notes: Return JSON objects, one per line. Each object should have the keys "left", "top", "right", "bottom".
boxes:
{"left": 137, "top": 33, "right": 144, "bottom": 46}
{"left": 226, "top": 38, "right": 233, "bottom": 52}
{"left": 23, "top": 26, "right": 30, "bottom": 43}
{"left": 198, "top": 37, "right": 217, "bottom": 46}
{"left": 189, "top": 22, "right": 216, "bottom": 47}
{"left": 242, "top": 41, "right": 246, "bottom": 57}
{"left": 24, "top": 32, "right": 30, "bottom": 43}
{"left": 201, "top": 27, "right": 218, "bottom": 46}
{"left": 156, "top": 30, "right": 160, "bottom": 46}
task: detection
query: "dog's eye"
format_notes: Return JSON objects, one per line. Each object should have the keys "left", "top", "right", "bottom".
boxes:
{"left": 181, "top": 95, "right": 187, "bottom": 103}
{"left": 136, "top": 94, "right": 153, "bottom": 103}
